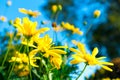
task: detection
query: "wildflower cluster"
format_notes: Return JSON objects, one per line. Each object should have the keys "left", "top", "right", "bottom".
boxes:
{"left": 0, "top": 1, "right": 115, "bottom": 80}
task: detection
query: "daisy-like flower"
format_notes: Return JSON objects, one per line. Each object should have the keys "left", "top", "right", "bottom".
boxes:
{"left": 70, "top": 40, "right": 114, "bottom": 72}
{"left": 13, "top": 17, "right": 49, "bottom": 38}
{"left": 61, "top": 22, "right": 83, "bottom": 35}
{"left": 34, "top": 34, "right": 67, "bottom": 69}
{"left": 19, "top": 8, "right": 41, "bottom": 18}
{"left": 9, "top": 50, "right": 40, "bottom": 76}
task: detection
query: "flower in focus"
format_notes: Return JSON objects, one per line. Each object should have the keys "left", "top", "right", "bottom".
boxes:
{"left": 13, "top": 17, "right": 49, "bottom": 38}
{"left": 94, "top": 10, "right": 101, "bottom": 18}
{"left": 9, "top": 50, "right": 40, "bottom": 76}
{"left": 51, "top": 4, "right": 62, "bottom": 13}
{"left": 0, "top": 16, "right": 7, "bottom": 22}
{"left": 6, "top": 0, "right": 12, "bottom": 6}
{"left": 19, "top": 8, "right": 41, "bottom": 17}
{"left": 61, "top": 22, "right": 83, "bottom": 35}
{"left": 35, "top": 34, "right": 67, "bottom": 69}
{"left": 70, "top": 40, "right": 114, "bottom": 72}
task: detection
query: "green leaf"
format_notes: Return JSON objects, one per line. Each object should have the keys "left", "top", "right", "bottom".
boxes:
{"left": 32, "top": 69, "right": 40, "bottom": 79}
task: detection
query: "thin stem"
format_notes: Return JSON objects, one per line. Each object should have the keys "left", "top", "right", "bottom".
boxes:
{"left": 1, "top": 37, "right": 12, "bottom": 67}
{"left": 86, "top": 24, "right": 92, "bottom": 36}
{"left": 1, "top": 48, "right": 10, "bottom": 67}
{"left": 76, "top": 63, "right": 88, "bottom": 80}
{"left": 7, "top": 60, "right": 16, "bottom": 80}
{"left": 27, "top": 40, "right": 32, "bottom": 80}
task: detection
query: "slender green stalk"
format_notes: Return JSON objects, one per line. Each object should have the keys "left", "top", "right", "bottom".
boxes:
{"left": 27, "top": 40, "right": 32, "bottom": 80}
{"left": 1, "top": 37, "right": 12, "bottom": 67}
{"left": 1, "top": 48, "right": 10, "bottom": 67}
{"left": 76, "top": 63, "right": 88, "bottom": 80}
{"left": 7, "top": 60, "right": 16, "bottom": 80}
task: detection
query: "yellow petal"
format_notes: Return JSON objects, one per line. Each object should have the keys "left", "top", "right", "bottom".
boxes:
{"left": 48, "top": 49, "right": 66, "bottom": 54}
{"left": 36, "top": 27, "right": 50, "bottom": 34}
{"left": 70, "top": 58, "right": 85, "bottom": 64}
{"left": 52, "top": 46, "right": 68, "bottom": 49}
{"left": 97, "top": 57, "right": 106, "bottom": 60}
{"left": 92, "top": 47, "right": 98, "bottom": 57}
{"left": 29, "top": 49, "right": 38, "bottom": 58}
{"left": 77, "top": 42, "right": 86, "bottom": 54}
{"left": 99, "top": 62, "right": 114, "bottom": 66}
{"left": 70, "top": 48, "right": 80, "bottom": 53}
{"left": 100, "top": 65, "right": 113, "bottom": 72}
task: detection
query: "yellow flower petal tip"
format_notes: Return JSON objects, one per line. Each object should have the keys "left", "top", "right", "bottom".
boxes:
{"left": 19, "top": 8, "right": 41, "bottom": 17}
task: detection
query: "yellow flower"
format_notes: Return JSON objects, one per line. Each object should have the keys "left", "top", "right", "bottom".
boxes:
{"left": 70, "top": 40, "right": 114, "bottom": 72}
{"left": 0, "top": 16, "right": 7, "bottom": 22}
{"left": 9, "top": 50, "right": 40, "bottom": 76}
{"left": 9, "top": 50, "right": 40, "bottom": 67}
{"left": 35, "top": 34, "right": 67, "bottom": 69}
{"left": 13, "top": 17, "right": 49, "bottom": 38}
{"left": 94, "top": 10, "right": 101, "bottom": 18}
{"left": 19, "top": 8, "right": 41, "bottom": 17}
{"left": 61, "top": 22, "right": 83, "bottom": 35}
{"left": 52, "top": 5, "right": 58, "bottom": 13}
{"left": 35, "top": 34, "right": 67, "bottom": 57}
{"left": 51, "top": 4, "right": 62, "bottom": 13}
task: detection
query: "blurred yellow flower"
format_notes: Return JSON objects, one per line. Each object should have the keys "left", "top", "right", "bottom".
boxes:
{"left": 94, "top": 10, "right": 101, "bottom": 18}
{"left": 52, "top": 5, "right": 57, "bottom": 13}
{"left": 61, "top": 22, "right": 83, "bottom": 35}
{"left": 13, "top": 17, "right": 49, "bottom": 38}
{"left": 9, "top": 50, "right": 40, "bottom": 76}
{"left": 19, "top": 8, "right": 41, "bottom": 17}
{"left": 51, "top": 4, "right": 62, "bottom": 13}
{"left": 0, "top": 16, "right": 7, "bottom": 22}
{"left": 9, "top": 50, "right": 40, "bottom": 67}
{"left": 70, "top": 40, "right": 114, "bottom": 72}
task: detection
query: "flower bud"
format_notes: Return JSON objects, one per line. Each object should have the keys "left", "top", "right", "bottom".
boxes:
{"left": 51, "top": 5, "right": 57, "bottom": 13}
{"left": 94, "top": 10, "right": 101, "bottom": 18}
{"left": 58, "top": 4, "right": 62, "bottom": 11}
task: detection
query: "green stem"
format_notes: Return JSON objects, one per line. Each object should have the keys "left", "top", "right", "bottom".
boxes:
{"left": 1, "top": 48, "right": 10, "bottom": 67}
{"left": 27, "top": 40, "right": 32, "bottom": 80}
{"left": 76, "top": 63, "right": 88, "bottom": 80}
{"left": 1, "top": 37, "right": 12, "bottom": 67}
{"left": 7, "top": 60, "right": 16, "bottom": 80}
